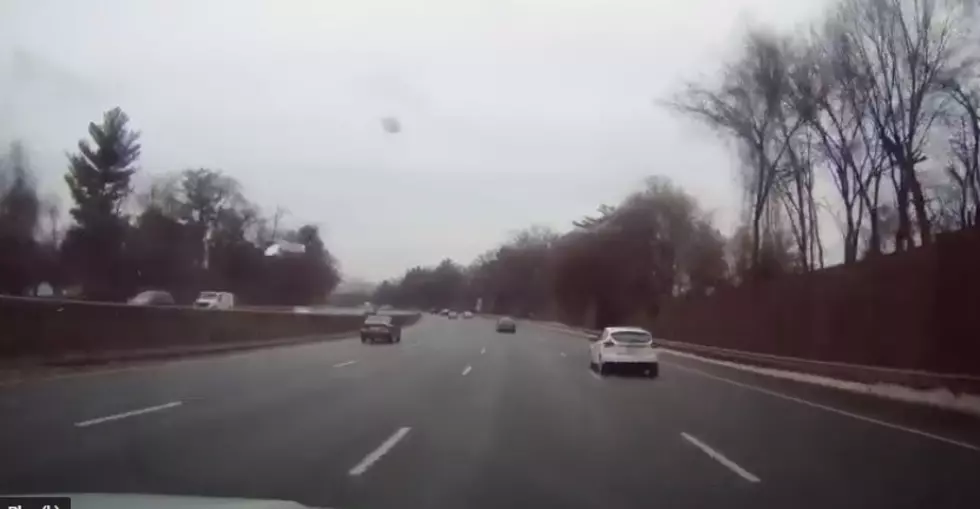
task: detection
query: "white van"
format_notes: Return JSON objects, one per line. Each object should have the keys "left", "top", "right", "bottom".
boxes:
{"left": 194, "top": 291, "right": 235, "bottom": 310}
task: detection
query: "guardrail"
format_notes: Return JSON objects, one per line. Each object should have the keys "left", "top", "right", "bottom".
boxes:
{"left": 652, "top": 337, "right": 980, "bottom": 394}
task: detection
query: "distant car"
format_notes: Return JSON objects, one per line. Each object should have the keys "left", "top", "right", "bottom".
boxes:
{"left": 463, "top": 311, "right": 474, "bottom": 319}
{"left": 496, "top": 317, "right": 516, "bottom": 333}
{"left": 194, "top": 291, "right": 235, "bottom": 309}
{"left": 589, "top": 326, "right": 658, "bottom": 377}
{"left": 127, "top": 290, "right": 175, "bottom": 306}
{"left": 448, "top": 311, "right": 459, "bottom": 319}
{"left": 440, "top": 309, "right": 450, "bottom": 316}
{"left": 361, "top": 314, "right": 402, "bottom": 344}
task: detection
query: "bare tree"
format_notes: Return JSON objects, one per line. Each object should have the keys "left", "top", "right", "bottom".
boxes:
{"left": 40, "top": 193, "right": 62, "bottom": 245}
{"left": 137, "top": 173, "right": 183, "bottom": 218}
{"left": 835, "top": 0, "right": 974, "bottom": 248}
{"left": 673, "top": 29, "right": 803, "bottom": 271}
{"left": 937, "top": 71, "right": 980, "bottom": 228}
{"left": 791, "top": 25, "right": 886, "bottom": 262}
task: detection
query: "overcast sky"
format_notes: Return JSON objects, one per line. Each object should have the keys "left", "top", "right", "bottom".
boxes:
{"left": 0, "top": 0, "right": 831, "bottom": 282}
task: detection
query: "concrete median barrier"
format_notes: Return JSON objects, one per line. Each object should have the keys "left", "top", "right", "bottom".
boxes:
{"left": 0, "top": 296, "right": 421, "bottom": 365}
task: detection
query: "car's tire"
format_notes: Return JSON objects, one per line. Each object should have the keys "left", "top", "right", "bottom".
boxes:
{"left": 598, "top": 362, "right": 608, "bottom": 376}
{"left": 647, "top": 364, "right": 659, "bottom": 378}
{"left": 361, "top": 336, "right": 367, "bottom": 343}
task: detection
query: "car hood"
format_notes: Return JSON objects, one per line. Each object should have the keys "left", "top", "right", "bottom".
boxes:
{"left": 11, "top": 494, "right": 330, "bottom": 509}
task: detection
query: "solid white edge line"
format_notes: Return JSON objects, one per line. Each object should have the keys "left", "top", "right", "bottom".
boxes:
{"left": 481, "top": 347, "right": 486, "bottom": 355}
{"left": 75, "top": 401, "right": 183, "bottom": 427}
{"left": 333, "top": 360, "right": 357, "bottom": 368}
{"left": 462, "top": 365, "right": 473, "bottom": 376}
{"left": 662, "top": 349, "right": 980, "bottom": 417}
{"left": 668, "top": 362, "right": 980, "bottom": 452}
{"left": 348, "top": 427, "right": 412, "bottom": 476}
{"left": 681, "top": 432, "right": 761, "bottom": 483}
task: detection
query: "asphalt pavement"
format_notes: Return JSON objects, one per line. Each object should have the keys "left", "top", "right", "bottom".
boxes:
{"left": 2, "top": 315, "right": 979, "bottom": 509}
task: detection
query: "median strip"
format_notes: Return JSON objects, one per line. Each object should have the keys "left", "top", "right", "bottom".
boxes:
{"left": 349, "top": 427, "right": 411, "bottom": 476}
{"left": 681, "top": 432, "right": 760, "bottom": 483}
{"left": 75, "top": 401, "right": 183, "bottom": 428}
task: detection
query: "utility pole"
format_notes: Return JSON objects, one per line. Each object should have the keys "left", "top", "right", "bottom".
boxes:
{"left": 271, "top": 206, "right": 288, "bottom": 242}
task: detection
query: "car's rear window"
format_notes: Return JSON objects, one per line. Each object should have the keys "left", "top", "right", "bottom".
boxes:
{"left": 611, "top": 331, "right": 652, "bottom": 344}
{"left": 364, "top": 316, "right": 392, "bottom": 325}
{"left": 198, "top": 292, "right": 218, "bottom": 299}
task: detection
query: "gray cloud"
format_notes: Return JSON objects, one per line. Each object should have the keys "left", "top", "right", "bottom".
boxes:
{"left": 0, "top": 0, "right": 831, "bottom": 280}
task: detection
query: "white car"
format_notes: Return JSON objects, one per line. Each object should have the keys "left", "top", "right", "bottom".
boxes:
{"left": 194, "top": 291, "right": 235, "bottom": 310}
{"left": 589, "top": 326, "right": 659, "bottom": 377}
{"left": 463, "top": 311, "right": 473, "bottom": 319}
{"left": 448, "top": 311, "right": 459, "bottom": 319}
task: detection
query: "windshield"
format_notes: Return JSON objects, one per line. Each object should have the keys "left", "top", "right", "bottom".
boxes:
{"left": 3, "top": 1, "right": 978, "bottom": 509}
{"left": 611, "top": 331, "right": 652, "bottom": 344}
{"left": 130, "top": 292, "right": 156, "bottom": 304}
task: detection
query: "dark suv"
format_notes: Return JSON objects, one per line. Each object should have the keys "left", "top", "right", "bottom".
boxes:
{"left": 361, "top": 315, "right": 402, "bottom": 344}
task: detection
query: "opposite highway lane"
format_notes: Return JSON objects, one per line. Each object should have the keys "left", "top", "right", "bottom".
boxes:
{"left": 1, "top": 316, "right": 978, "bottom": 509}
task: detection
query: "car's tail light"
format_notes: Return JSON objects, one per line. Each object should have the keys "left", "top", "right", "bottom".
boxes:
{"left": 602, "top": 340, "right": 615, "bottom": 347}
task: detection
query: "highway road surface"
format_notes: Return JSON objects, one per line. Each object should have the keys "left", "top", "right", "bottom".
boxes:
{"left": 2, "top": 315, "right": 979, "bottom": 509}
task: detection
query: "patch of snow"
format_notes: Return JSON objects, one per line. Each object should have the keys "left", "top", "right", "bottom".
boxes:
{"left": 661, "top": 349, "right": 980, "bottom": 417}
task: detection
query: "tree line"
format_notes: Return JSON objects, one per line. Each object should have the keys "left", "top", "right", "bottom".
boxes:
{"left": 374, "top": 177, "right": 735, "bottom": 325}
{"left": 374, "top": 0, "right": 980, "bottom": 327}
{"left": 674, "top": 0, "right": 980, "bottom": 267}
{"left": 0, "top": 108, "right": 340, "bottom": 304}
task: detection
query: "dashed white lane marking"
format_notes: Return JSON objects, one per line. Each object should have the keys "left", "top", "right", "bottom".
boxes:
{"left": 560, "top": 352, "right": 567, "bottom": 357}
{"left": 333, "top": 360, "right": 357, "bottom": 368}
{"left": 75, "top": 401, "right": 183, "bottom": 428}
{"left": 668, "top": 362, "right": 980, "bottom": 452}
{"left": 681, "top": 432, "right": 761, "bottom": 483}
{"left": 481, "top": 347, "right": 486, "bottom": 355}
{"left": 462, "top": 365, "right": 473, "bottom": 376}
{"left": 348, "top": 427, "right": 412, "bottom": 476}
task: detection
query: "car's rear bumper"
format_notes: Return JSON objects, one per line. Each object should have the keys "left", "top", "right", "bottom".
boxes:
{"left": 496, "top": 327, "right": 516, "bottom": 333}
{"left": 361, "top": 332, "right": 395, "bottom": 341}
{"left": 601, "top": 352, "right": 659, "bottom": 364}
